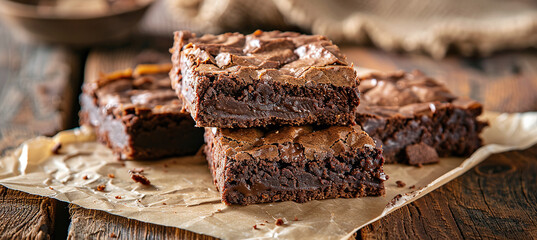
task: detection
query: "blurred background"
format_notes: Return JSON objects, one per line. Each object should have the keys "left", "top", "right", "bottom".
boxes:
{"left": 0, "top": 0, "right": 536, "bottom": 134}
{"left": 1, "top": 0, "right": 536, "bottom": 135}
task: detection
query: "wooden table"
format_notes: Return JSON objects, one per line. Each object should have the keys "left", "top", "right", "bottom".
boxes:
{"left": 1, "top": 11, "right": 537, "bottom": 239}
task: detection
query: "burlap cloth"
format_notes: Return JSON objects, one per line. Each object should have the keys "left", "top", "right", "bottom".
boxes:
{"left": 166, "top": 0, "right": 537, "bottom": 58}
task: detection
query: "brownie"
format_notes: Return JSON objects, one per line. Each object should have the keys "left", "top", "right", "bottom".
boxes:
{"left": 356, "top": 70, "right": 488, "bottom": 165}
{"left": 204, "top": 125, "right": 386, "bottom": 205}
{"left": 170, "top": 30, "right": 360, "bottom": 128}
{"left": 80, "top": 64, "right": 204, "bottom": 160}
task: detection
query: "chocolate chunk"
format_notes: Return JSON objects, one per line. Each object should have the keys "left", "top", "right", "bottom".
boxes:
{"left": 405, "top": 143, "right": 440, "bottom": 165}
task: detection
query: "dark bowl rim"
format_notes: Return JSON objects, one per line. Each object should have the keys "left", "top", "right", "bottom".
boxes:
{"left": 0, "top": 0, "right": 155, "bottom": 20}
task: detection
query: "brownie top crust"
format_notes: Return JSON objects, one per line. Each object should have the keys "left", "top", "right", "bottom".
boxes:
{"left": 210, "top": 125, "right": 376, "bottom": 161}
{"left": 357, "top": 70, "right": 483, "bottom": 117}
{"left": 173, "top": 30, "right": 357, "bottom": 87}
{"left": 84, "top": 64, "right": 187, "bottom": 117}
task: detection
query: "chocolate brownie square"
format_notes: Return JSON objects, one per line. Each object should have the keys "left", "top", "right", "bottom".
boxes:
{"left": 204, "top": 125, "right": 386, "bottom": 205}
{"left": 356, "top": 70, "right": 488, "bottom": 165}
{"left": 80, "top": 64, "right": 204, "bottom": 159}
{"left": 170, "top": 30, "right": 360, "bottom": 128}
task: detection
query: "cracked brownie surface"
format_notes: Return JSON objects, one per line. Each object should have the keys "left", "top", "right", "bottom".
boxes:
{"left": 356, "top": 70, "right": 488, "bottom": 164}
{"left": 170, "top": 30, "right": 360, "bottom": 128}
{"left": 80, "top": 64, "right": 204, "bottom": 159}
{"left": 204, "top": 125, "right": 386, "bottom": 205}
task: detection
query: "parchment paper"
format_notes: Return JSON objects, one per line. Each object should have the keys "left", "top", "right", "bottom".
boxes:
{"left": 0, "top": 111, "right": 536, "bottom": 239}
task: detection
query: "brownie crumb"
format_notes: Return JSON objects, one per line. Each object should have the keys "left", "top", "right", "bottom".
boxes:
{"left": 294, "top": 216, "right": 299, "bottom": 221}
{"left": 108, "top": 173, "right": 115, "bottom": 178}
{"left": 216, "top": 209, "right": 222, "bottom": 212}
{"left": 82, "top": 175, "right": 88, "bottom": 180}
{"left": 131, "top": 174, "right": 151, "bottom": 185}
{"left": 162, "top": 203, "right": 167, "bottom": 205}
{"left": 110, "top": 233, "right": 117, "bottom": 238}
{"left": 96, "top": 185, "right": 106, "bottom": 191}
{"left": 275, "top": 218, "right": 284, "bottom": 226}
{"left": 120, "top": 162, "right": 126, "bottom": 167}
{"left": 253, "top": 224, "right": 258, "bottom": 230}
{"left": 387, "top": 194, "right": 403, "bottom": 207}
{"left": 409, "top": 185, "right": 416, "bottom": 189}
{"left": 396, "top": 180, "right": 406, "bottom": 188}
{"left": 51, "top": 143, "right": 62, "bottom": 154}
{"left": 48, "top": 187, "right": 54, "bottom": 190}
{"left": 115, "top": 196, "right": 122, "bottom": 199}
{"left": 259, "top": 223, "right": 265, "bottom": 226}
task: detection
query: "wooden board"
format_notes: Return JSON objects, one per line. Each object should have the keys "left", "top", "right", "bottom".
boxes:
{"left": 0, "top": 186, "right": 57, "bottom": 239}
{"left": 68, "top": 205, "right": 216, "bottom": 240}
{"left": 360, "top": 144, "right": 537, "bottom": 239}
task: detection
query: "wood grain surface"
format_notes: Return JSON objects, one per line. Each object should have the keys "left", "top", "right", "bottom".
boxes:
{"left": 0, "top": 186, "right": 57, "bottom": 240}
{"left": 0, "top": 21, "right": 78, "bottom": 240}
{"left": 68, "top": 205, "right": 216, "bottom": 240}
{"left": 360, "top": 144, "right": 537, "bottom": 239}
{"left": 0, "top": 24, "right": 80, "bottom": 136}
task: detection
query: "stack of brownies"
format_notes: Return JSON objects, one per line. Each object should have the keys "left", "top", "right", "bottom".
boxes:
{"left": 80, "top": 30, "right": 487, "bottom": 205}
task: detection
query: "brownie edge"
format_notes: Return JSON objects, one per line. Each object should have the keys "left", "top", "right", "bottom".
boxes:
{"left": 204, "top": 125, "right": 386, "bottom": 205}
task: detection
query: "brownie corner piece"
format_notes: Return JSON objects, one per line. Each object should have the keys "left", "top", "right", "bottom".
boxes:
{"left": 204, "top": 125, "right": 386, "bottom": 205}
{"left": 80, "top": 64, "right": 204, "bottom": 160}
{"left": 171, "top": 30, "right": 360, "bottom": 128}
{"left": 356, "top": 70, "right": 489, "bottom": 164}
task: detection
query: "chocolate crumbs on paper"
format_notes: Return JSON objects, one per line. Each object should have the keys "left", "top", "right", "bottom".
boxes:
{"left": 131, "top": 174, "right": 151, "bottom": 185}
